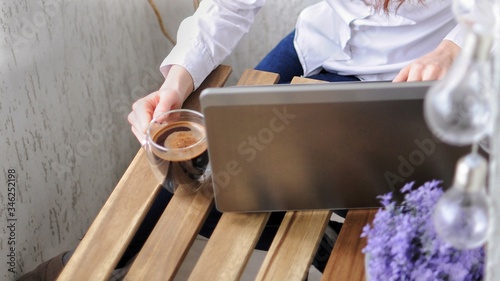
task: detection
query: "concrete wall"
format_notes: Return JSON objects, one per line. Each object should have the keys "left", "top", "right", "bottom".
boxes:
{"left": 0, "top": 0, "right": 317, "bottom": 279}
{"left": 0, "top": 0, "right": 169, "bottom": 279}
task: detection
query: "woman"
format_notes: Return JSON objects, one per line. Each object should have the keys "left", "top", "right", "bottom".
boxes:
{"left": 128, "top": 0, "right": 464, "bottom": 143}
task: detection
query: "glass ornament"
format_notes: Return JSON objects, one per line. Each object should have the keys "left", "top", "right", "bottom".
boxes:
{"left": 424, "top": 31, "right": 493, "bottom": 146}
{"left": 433, "top": 153, "right": 491, "bottom": 249}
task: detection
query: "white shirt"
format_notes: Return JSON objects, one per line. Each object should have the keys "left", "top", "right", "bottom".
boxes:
{"left": 161, "top": 0, "right": 466, "bottom": 88}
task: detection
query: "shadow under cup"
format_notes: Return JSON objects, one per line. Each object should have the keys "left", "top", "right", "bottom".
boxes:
{"left": 145, "top": 109, "right": 211, "bottom": 194}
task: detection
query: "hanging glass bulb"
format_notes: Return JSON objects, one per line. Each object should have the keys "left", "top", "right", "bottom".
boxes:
{"left": 424, "top": 31, "right": 493, "bottom": 146}
{"left": 478, "top": 134, "right": 491, "bottom": 153}
{"left": 478, "top": 93, "right": 496, "bottom": 153}
{"left": 424, "top": 0, "right": 496, "bottom": 146}
{"left": 433, "top": 152, "right": 491, "bottom": 249}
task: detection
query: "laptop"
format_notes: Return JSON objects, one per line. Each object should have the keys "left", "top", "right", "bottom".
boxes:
{"left": 199, "top": 81, "right": 471, "bottom": 212}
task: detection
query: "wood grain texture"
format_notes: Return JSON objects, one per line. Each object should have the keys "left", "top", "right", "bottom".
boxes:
{"left": 321, "top": 209, "right": 377, "bottom": 281}
{"left": 124, "top": 188, "right": 214, "bottom": 281}
{"left": 57, "top": 149, "right": 161, "bottom": 281}
{"left": 256, "top": 210, "right": 331, "bottom": 281}
{"left": 290, "top": 76, "right": 327, "bottom": 84}
{"left": 188, "top": 212, "right": 271, "bottom": 281}
{"left": 236, "top": 69, "right": 280, "bottom": 86}
{"left": 187, "top": 69, "right": 279, "bottom": 281}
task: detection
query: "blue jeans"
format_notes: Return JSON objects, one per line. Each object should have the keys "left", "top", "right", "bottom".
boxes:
{"left": 255, "top": 30, "right": 360, "bottom": 84}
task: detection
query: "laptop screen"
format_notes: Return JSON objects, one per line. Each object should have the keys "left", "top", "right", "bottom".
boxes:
{"left": 200, "top": 82, "right": 471, "bottom": 212}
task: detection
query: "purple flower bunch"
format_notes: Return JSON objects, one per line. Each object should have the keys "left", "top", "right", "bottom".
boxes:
{"left": 361, "top": 180, "right": 484, "bottom": 281}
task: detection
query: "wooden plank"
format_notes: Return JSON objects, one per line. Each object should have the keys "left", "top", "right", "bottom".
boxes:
{"left": 57, "top": 149, "right": 161, "bottom": 281}
{"left": 256, "top": 210, "right": 331, "bottom": 281}
{"left": 321, "top": 209, "right": 377, "bottom": 281}
{"left": 187, "top": 69, "right": 280, "bottom": 281}
{"left": 124, "top": 189, "right": 214, "bottom": 280}
{"left": 57, "top": 65, "right": 232, "bottom": 281}
{"left": 237, "top": 69, "right": 281, "bottom": 86}
{"left": 290, "top": 76, "right": 327, "bottom": 84}
{"left": 188, "top": 212, "right": 271, "bottom": 281}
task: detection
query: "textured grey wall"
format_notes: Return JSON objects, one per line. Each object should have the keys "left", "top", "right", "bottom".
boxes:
{"left": 0, "top": 0, "right": 169, "bottom": 279}
{"left": 0, "top": 0, "right": 318, "bottom": 279}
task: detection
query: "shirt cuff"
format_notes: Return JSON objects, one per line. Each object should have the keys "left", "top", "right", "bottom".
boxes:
{"left": 160, "top": 39, "right": 217, "bottom": 90}
{"left": 444, "top": 24, "right": 467, "bottom": 48}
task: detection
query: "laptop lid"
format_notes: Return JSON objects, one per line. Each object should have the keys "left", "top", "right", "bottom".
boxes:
{"left": 200, "top": 81, "right": 471, "bottom": 212}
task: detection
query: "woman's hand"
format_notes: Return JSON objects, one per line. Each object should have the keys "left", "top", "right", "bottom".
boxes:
{"left": 128, "top": 65, "right": 194, "bottom": 144}
{"left": 393, "top": 40, "right": 461, "bottom": 82}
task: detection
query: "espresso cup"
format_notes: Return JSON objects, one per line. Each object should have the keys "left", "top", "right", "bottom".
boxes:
{"left": 144, "top": 109, "right": 210, "bottom": 194}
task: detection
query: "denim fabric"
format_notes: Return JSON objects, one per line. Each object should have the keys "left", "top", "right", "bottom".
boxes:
{"left": 255, "top": 30, "right": 360, "bottom": 84}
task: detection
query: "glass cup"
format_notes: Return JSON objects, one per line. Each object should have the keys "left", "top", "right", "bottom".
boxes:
{"left": 144, "top": 109, "right": 211, "bottom": 194}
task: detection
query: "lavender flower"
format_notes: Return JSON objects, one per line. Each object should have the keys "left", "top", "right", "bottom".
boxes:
{"left": 361, "top": 180, "right": 485, "bottom": 281}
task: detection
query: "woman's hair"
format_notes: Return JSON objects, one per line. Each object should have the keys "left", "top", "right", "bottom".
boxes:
{"left": 374, "top": 0, "right": 425, "bottom": 13}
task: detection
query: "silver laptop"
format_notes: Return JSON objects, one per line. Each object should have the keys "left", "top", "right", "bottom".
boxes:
{"left": 200, "top": 81, "right": 471, "bottom": 212}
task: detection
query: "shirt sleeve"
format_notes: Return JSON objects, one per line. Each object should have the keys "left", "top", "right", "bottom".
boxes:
{"left": 444, "top": 23, "right": 468, "bottom": 48}
{"left": 160, "top": 0, "right": 266, "bottom": 89}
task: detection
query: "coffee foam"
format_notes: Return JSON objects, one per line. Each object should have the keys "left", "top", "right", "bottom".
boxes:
{"left": 164, "top": 131, "right": 200, "bottom": 149}
{"left": 152, "top": 121, "right": 207, "bottom": 161}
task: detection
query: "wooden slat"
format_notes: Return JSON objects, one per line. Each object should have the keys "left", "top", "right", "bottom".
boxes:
{"left": 256, "top": 210, "right": 331, "bottom": 281}
{"left": 124, "top": 189, "right": 213, "bottom": 280}
{"left": 321, "top": 209, "right": 377, "bottom": 281}
{"left": 57, "top": 65, "right": 232, "bottom": 281}
{"left": 187, "top": 69, "right": 280, "bottom": 281}
{"left": 237, "top": 69, "right": 281, "bottom": 86}
{"left": 57, "top": 149, "right": 160, "bottom": 281}
{"left": 188, "top": 212, "right": 270, "bottom": 281}
{"left": 290, "top": 76, "right": 327, "bottom": 84}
